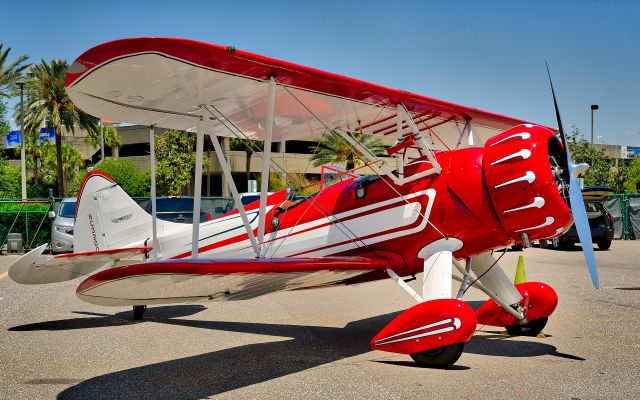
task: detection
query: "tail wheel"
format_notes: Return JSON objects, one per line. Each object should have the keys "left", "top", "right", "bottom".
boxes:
{"left": 597, "top": 240, "right": 611, "bottom": 250}
{"left": 506, "top": 317, "right": 548, "bottom": 337}
{"left": 133, "top": 305, "right": 147, "bottom": 320}
{"left": 410, "top": 342, "right": 465, "bottom": 368}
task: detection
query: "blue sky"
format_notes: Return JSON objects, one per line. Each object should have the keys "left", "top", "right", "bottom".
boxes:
{"left": 2, "top": 0, "right": 639, "bottom": 145}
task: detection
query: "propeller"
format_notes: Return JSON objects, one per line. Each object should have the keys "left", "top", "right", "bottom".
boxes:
{"left": 546, "top": 63, "right": 599, "bottom": 288}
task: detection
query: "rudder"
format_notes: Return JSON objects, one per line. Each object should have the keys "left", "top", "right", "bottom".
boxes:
{"left": 74, "top": 171, "right": 156, "bottom": 252}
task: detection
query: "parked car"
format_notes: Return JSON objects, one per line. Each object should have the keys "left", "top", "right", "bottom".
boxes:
{"left": 49, "top": 197, "right": 76, "bottom": 254}
{"left": 218, "top": 192, "right": 274, "bottom": 214}
{"left": 142, "top": 196, "right": 211, "bottom": 223}
{"left": 551, "top": 186, "right": 615, "bottom": 250}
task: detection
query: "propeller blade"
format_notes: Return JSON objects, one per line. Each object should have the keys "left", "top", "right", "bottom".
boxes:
{"left": 569, "top": 182, "right": 599, "bottom": 288}
{"left": 546, "top": 62, "right": 567, "bottom": 145}
{"left": 546, "top": 63, "right": 599, "bottom": 288}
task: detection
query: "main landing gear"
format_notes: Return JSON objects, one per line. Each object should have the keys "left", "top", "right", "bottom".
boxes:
{"left": 410, "top": 342, "right": 466, "bottom": 368}
{"left": 132, "top": 305, "right": 147, "bottom": 320}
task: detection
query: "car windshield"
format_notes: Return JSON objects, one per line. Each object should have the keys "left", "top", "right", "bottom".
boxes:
{"left": 59, "top": 202, "right": 76, "bottom": 218}
{"left": 156, "top": 198, "right": 194, "bottom": 212}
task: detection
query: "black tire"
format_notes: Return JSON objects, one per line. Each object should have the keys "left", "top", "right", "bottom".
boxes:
{"left": 511, "top": 244, "right": 524, "bottom": 251}
{"left": 506, "top": 317, "right": 548, "bottom": 337}
{"left": 133, "top": 305, "right": 147, "bottom": 320}
{"left": 597, "top": 240, "right": 611, "bottom": 250}
{"left": 410, "top": 342, "right": 465, "bottom": 368}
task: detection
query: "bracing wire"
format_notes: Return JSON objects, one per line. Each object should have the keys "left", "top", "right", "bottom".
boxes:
{"left": 461, "top": 249, "right": 507, "bottom": 297}
{"left": 202, "top": 104, "right": 365, "bottom": 252}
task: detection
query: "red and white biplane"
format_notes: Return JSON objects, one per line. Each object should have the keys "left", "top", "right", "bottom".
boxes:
{"left": 9, "top": 38, "right": 598, "bottom": 368}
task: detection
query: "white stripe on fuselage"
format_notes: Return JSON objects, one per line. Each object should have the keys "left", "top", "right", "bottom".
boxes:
{"left": 158, "top": 189, "right": 436, "bottom": 259}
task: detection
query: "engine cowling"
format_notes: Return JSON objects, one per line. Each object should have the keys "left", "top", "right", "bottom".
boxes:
{"left": 482, "top": 124, "right": 573, "bottom": 242}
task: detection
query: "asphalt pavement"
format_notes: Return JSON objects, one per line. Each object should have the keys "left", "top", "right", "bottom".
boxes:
{"left": 1, "top": 241, "right": 639, "bottom": 399}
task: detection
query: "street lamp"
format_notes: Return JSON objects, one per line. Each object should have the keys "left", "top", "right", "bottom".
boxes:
{"left": 99, "top": 119, "right": 105, "bottom": 161}
{"left": 590, "top": 104, "right": 599, "bottom": 145}
{"left": 17, "top": 79, "right": 26, "bottom": 200}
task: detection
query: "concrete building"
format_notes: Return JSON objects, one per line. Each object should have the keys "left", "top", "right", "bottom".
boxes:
{"left": 114, "top": 125, "right": 397, "bottom": 196}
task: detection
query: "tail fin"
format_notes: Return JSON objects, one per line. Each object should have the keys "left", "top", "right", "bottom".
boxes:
{"left": 74, "top": 171, "right": 162, "bottom": 252}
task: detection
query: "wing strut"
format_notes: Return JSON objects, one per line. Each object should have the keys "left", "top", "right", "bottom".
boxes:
{"left": 257, "top": 77, "right": 276, "bottom": 248}
{"left": 397, "top": 104, "right": 442, "bottom": 174}
{"left": 454, "top": 119, "right": 474, "bottom": 149}
{"left": 202, "top": 112, "right": 261, "bottom": 257}
{"left": 149, "top": 125, "right": 159, "bottom": 260}
{"left": 191, "top": 115, "right": 206, "bottom": 259}
{"left": 333, "top": 129, "right": 402, "bottom": 186}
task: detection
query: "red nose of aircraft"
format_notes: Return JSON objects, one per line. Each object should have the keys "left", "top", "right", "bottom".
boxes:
{"left": 482, "top": 125, "right": 574, "bottom": 243}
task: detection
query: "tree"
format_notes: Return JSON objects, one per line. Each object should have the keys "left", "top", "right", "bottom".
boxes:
{"left": 625, "top": 158, "right": 640, "bottom": 192}
{"left": 84, "top": 124, "right": 122, "bottom": 157}
{"left": 311, "top": 129, "right": 385, "bottom": 170}
{"left": 22, "top": 59, "right": 98, "bottom": 195}
{"left": 0, "top": 43, "right": 28, "bottom": 98}
{"left": 608, "top": 160, "right": 629, "bottom": 194}
{"left": 0, "top": 101, "right": 10, "bottom": 136}
{"left": 22, "top": 130, "right": 53, "bottom": 185}
{"left": 229, "top": 138, "right": 263, "bottom": 182}
{"left": 155, "top": 129, "right": 209, "bottom": 196}
{"left": 68, "top": 158, "right": 150, "bottom": 197}
{"left": 567, "top": 126, "right": 615, "bottom": 187}
{"left": 0, "top": 159, "right": 20, "bottom": 197}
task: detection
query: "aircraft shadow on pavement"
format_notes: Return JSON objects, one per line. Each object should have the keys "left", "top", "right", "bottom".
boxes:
{"left": 56, "top": 307, "right": 398, "bottom": 400}
{"left": 9, "top": 305, "right": 584, "bottom": 399}
{"left": 8, "top": 305, "right": 208, "bottom": 331}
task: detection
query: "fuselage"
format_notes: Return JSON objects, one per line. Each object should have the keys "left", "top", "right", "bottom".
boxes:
{"left": 154, "top": 124, "right": 574, "bottom": 281}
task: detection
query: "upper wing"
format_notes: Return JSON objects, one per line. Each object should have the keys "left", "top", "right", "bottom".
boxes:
{"left": 66, "top": 37, "right": 541, "bottom": 149}
{"left": 76, "top": 255, "right": 391, "bottom": 306}
{"left": 9, "top": 244, "right": 152, "bottom": 284}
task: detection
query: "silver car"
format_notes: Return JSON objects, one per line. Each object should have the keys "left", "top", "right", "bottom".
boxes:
{"left": 49, "top": 197, "right": 76, "bottom": 254}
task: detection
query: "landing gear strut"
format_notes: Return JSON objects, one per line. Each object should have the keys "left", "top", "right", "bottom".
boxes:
{"left": 410, "top": 342, "right": 465, "bottom": 368}
{"left": 133, "top": 305, "right": 147, "bottom": 320}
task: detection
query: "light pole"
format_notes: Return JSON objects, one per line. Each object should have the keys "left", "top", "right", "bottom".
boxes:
{"left": 99, "top": 119, "right": 105, "bottom": 161}
{"left": 590, "top": 104, "right": 599, "bottom": 145}
{"left": 17, "top": 79, "right": 26, "bottom": 200}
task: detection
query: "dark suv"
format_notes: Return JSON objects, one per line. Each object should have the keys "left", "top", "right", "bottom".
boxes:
{"left": 551, "top": 186, "right": 614, "bottom": 250}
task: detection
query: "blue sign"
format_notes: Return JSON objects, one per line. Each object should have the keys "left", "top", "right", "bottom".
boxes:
{"left": 38, "top": 127, "right": 55, "bottom": 143}
{"left": 6, "top": 130, "right": 20, "bottom": 148}
{"left": 625, "top": 146, "right": 640, "bottom": 158}
{"left": 5, "top": 127, "right": 55, "bottom": 148}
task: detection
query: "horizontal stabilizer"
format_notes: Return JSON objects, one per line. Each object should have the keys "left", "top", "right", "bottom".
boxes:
{"left": 9, "top": 245, "right": 152, "bottom": 285}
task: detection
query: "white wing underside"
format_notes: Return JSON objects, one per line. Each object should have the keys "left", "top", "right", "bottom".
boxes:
{"left": 69, "top": 53, "right": 511, "bottom": 149}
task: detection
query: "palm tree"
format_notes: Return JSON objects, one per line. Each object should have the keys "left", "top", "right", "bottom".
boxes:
{"left": 23, "top": 130, "right": 53, "bottom": 185}
{"left": 23, "top": 59, "right": 98, "bottom": 195}
{"left": 311, "top": 129, "right": 385, "bottom": 170}
{"left": 0, "top": 43, "right": 28, "bottom": 98}
{"left": 85, "top": 124, "right": 123, "bottom": 158}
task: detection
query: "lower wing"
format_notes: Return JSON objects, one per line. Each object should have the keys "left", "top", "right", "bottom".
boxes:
{"left": 76, "top": 256, "right": 393, "bottom": 306}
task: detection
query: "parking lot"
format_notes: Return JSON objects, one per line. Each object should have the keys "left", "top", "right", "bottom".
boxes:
{"left": 1, "top": 241, "right": 639, "bottom": 399}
